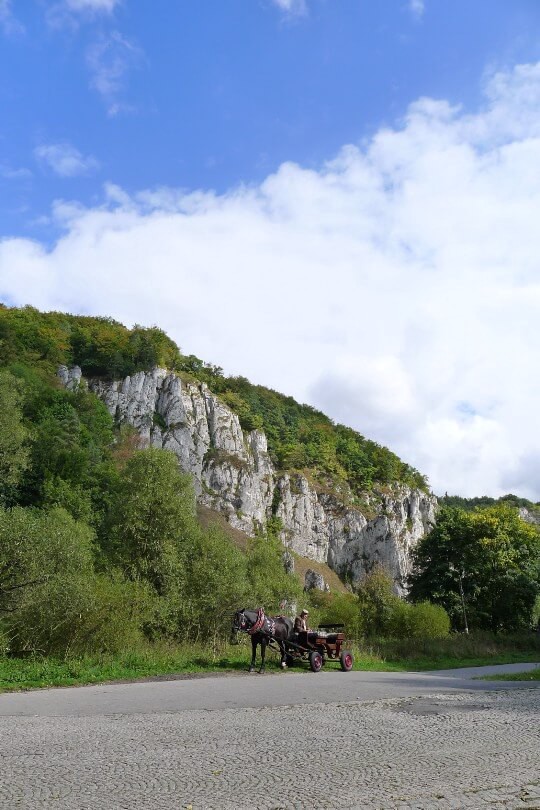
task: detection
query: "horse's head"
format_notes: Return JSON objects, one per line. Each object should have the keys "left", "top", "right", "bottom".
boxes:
{"left": 230, "top": 608, "right": 264, "bottom": 642}
{"left": 230, "top": 608, "right": 248, "bottom": 643}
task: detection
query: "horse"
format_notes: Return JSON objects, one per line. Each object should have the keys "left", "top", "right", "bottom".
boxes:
{"left": 231, "top": 608, "right": 293, "bottom": 673}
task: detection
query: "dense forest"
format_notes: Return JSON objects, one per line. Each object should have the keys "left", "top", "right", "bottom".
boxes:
{"left": 440, "top": 493, "right": 540, "bottom": 513}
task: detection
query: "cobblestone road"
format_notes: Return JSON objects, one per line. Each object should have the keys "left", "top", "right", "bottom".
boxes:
{"left": 1, "top": 688, "right": 539, "bottom": 810}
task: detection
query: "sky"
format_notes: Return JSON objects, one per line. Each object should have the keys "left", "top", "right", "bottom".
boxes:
{"left": 1, "top": 1, "right": 540, "bottom": 500}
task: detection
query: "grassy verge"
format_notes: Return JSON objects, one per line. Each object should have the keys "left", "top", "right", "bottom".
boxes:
{"left": 480, "top": 667, "right": 540, "bottom": 682}
{"left": 1, "top": 633, "right": 538, "bottom": 692}
{"left": 358, "top": 632, "right": 540, "bottom": 672}
{"left": 0, "top": 644, "right": 251, "bottom": 692}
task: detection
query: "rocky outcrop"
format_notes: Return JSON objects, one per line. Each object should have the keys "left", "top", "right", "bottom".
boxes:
{"left": 58, "top": 366, "right": 437, "bottom": 591}
{"left": 282, "top": 551, "right": 295, "bottom": 576}
{"left": 304, "top": 569, "right": 330, "bottom": 592}
{"left": 519, "top": 507, "right": 540, "bottom": 526}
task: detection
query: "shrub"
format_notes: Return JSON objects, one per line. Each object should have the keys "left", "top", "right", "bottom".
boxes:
{"left": 0, "top": 505, "right": 151, "bottom": 655}
{"left": 404, "top": 601, "right": 451, "bottom": 639}
{"left": 6, "top": 574, "right": 151, "bottom": 656}
{"left": 318, "top": 592, "right": 363, "bottom": 640}
{"left": 356, "top": 566, "right": 399, "bottom": 637}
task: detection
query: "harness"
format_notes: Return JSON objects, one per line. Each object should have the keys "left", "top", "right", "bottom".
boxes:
{"left": 248, "top": 608, "right": 266, "bottom": 635}
{"left": 246, "top": 608, "right": 277, "bottom": 638}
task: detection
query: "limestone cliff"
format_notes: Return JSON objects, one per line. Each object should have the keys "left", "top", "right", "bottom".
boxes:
{"left": 519, "top": 507, "right": 540, "bottom": 527}
{"left": 58, "top": 365, "right": 437, "bottom": 591}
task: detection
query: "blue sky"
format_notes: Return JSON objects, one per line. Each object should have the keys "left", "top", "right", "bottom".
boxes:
{"left": 2, "top": 0, "right": 540, "bottom": 238}
{"left": 2, "top": 0, "right": 540, "bottom": 499}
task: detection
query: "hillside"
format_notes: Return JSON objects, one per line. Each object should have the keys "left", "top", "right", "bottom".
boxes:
{"left": 0, "top": 304, "right": 427, "bottom": 498}
{"left": 0, "top": 303, "right": 438, "bottom": 598}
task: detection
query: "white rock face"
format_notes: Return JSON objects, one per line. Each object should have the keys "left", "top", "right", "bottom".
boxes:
{"left": 57, "top": 365, "right": 83, "bottom": 391}
{"left": 58, "top": 365, "right": 437, "bottom": 590}
{"left": 276, "top": 475, "right": 436, "bottom": 593}
{"left": 519, "top": 507, "right": 540, "bottom": 526}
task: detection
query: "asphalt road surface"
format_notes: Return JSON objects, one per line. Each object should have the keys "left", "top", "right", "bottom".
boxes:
{"left": 0, "top": 663, "right": 539, "bottom": 809}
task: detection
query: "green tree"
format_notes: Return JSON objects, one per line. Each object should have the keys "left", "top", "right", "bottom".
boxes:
{"left": 0, "top": 371, "right": 29, "bottom": 505}
{"left": 0, "top": 506, "right": 95, "bottom": 617}
{"left": 182, "top": 526, "right": 249, "bottom": 646}
{"left": 409, "top": 505, "right": 540, "bottom": 632}
{"left": 107, "top": 448, "right": 196, "bottom": 596}
{"left": 0, "top": 504, "right": 151, "bottom": 654}
{"left": 356, "top": 566, "right": 400, "bottom": 636}
{"left": 246, "top": 520, "right": 301, "bottom": 611}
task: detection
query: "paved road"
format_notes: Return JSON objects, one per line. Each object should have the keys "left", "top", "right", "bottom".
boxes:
{"left": 0, "top": 664, "right": 539, "bottom": 809}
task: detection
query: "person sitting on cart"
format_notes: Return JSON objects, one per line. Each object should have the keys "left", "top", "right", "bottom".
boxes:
{"left": 294, "top": 609, "right": 309, "bottom": 644}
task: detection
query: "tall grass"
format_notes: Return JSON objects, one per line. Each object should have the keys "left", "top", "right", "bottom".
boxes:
{"left": 0, "top": 641, "right": 252, "bottom": 691}
{"left": 359, "top": 631, "right": 540, "bottom": 670}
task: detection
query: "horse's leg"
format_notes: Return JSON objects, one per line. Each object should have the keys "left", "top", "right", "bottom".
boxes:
{"left": 249, "top": 636, "right": 257, "bottom": 672}
{"left": 259, "top": 637, "right": 267, "bottom": 674}
{"left": 276, "top": 636, "right": 287, "bottom": 669}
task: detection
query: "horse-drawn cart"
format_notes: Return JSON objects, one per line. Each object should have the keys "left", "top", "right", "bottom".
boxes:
{"left": 232, "top": 608, "right": 354, "bottom": 673}
{"left": 283, "top": 624, "right": 354, "bottom": 672}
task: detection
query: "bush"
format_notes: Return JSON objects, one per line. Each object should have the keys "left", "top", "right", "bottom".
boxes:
{"left": 0, "top": 505, "right": 152, "bottom": 655}
{"left": 7, "top": 574, "right": 151, "bottom": 656}
{"left": 403, "top": 601, "right": 450, "bottom": 639}
{"left": 0, "top": 506, "right": 95, "bottom": 616}
{"left": 318, "top": 592, "right": 363, "bottom": 640}
{"left": 356, "top": 566, "right": 399, "bottom": 637}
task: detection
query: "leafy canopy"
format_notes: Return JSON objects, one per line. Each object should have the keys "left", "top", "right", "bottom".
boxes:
{"left": 409, "top": 505, "right": 540, "bottom": 632}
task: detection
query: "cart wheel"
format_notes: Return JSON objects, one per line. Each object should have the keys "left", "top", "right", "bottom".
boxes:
{"left": 309, "top": 651, "right": 323, "bottom": 672}
{"left": 340, "top": 650, "right": 354, "bottom": 672}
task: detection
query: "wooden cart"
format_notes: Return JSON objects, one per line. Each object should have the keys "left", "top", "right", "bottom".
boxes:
{"left": 280, "top": 623, "right": 354, "bottom": 672}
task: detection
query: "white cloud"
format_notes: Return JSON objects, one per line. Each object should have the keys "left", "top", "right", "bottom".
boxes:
{"left": 0, "top": 0, "right": 24, "bottom": 35}
{"left": 63, "top": 0, "right": 120, "bottom": 12}
{"left": 0, "top": 164, "right": 32, "bottom": 179}
{"left": 3, "top": 62, "right": 540, "bottom": 499}
{"left": 86, "top": 31, "right": 142, "bottom": 115}
{"left": 47, "top": 0, "right": 120, "bottom": 26}
{"left": 34, "top": 143, "right": 100, "bottom": 177}
{"left": 409, "top": 0, "right": 425, "bottom": 19}
{"left": 271, "top": 0, "right": 307, "bottom": 16}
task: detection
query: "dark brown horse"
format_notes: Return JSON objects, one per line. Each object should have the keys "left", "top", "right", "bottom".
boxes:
{"left": 231, "top": 608, "right": 293, "bottom": 673}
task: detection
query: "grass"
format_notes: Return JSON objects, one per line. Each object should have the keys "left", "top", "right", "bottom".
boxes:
{"left": 0, "top": 644, "right": 251, "bottom": 692}
{"left": 480, "top": 667, "right": 540, "bottom": 682}
{"left": 1, "top": 632, "right": 538, "bottom": 692}
{"left": 359, "top": 632, "right": 540, "bottom": 672}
